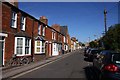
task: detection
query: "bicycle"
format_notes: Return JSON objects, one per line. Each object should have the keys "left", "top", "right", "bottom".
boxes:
{"left": 7, "top": 54, "right": 30, "bottom": 67}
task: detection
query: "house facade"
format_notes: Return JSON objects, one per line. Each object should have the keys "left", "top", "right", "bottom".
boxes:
{"left": 52, "top": 25, "right": 71, "bottom": 53}
{"left": 71, "top": 37, "right": 77, "bottom": 51}
{"left": 1, "top": 1, "right": 79, "bottom": 67}
{"left": 1, "top": 2, "right": 47, "bottom": 66}
{"left": 2, "top": 2, "right": 33, "bottom": 66}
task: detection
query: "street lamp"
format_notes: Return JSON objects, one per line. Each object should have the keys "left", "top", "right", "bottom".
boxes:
{"left": 104, "top": 9, "right": 107, "bottom": 34}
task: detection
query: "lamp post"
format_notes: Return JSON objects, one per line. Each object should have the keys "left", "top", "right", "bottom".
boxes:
{"left": 104, "top": 9, "right": 107, "bottom": 34}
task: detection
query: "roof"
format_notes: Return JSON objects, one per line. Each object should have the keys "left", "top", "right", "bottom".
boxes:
{"left": 3, "top": 2, "right": 65, "bottom": 36}
{"left": 14, "top": 31, "right": 31, "bottom": 38}
{"left": 35, "top": 35, "right": 46, "bottom": 41}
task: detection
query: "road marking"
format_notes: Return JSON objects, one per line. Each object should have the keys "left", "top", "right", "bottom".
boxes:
{"left": 11, "top": 52, "right": 73, "bottom": 78}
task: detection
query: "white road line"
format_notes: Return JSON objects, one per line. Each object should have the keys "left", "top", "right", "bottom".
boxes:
{"left": 12, "top": 53, "right": 73, "bottom": 78}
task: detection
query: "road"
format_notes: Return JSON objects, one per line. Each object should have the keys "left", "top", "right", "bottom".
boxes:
{"left": 10, "top": 49, "right": 99, "bottom": 79}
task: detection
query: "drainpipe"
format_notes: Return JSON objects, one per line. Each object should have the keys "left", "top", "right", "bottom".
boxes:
{"left": 31, "top": 19, "right": 34, "bottom": 62}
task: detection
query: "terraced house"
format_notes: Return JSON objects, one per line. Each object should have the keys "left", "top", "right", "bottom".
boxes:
{"left": 1, "top": 1, "right": 49, "bottom": 66}
{"left": 1, "top": 1, "right": 70, "bottom": 66}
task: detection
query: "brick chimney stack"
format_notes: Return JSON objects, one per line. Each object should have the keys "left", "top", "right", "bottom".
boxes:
{"left": 39, "top": 16, "right": 48, "bottom": 25}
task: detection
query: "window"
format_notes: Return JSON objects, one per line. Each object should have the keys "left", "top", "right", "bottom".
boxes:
{"left": 15, "top": 37, "right": 31, "bottom": 56}
{"left": 38, "top": 25, "right": 41, "bottom": 35}
{"left": 64, "top": 36, "right": 66, "bottom": 43}
{"left": 35, "top": 41, "right": 45, "bottom": 54}
{"left": 52, "top": 32, "right": 54, "bottom": 39}
{"left": 21, "top": 16, "right": 26, "bottom": 31}
{"left": 52, "top": 31, "right": 56, "bottom": 40}
{"left": 25, "top": 38, "right": 30, "bottom": 54}
{"left": 11, "top": 11, "right": 17, "bottom": 28}
{"left": 42, "top": 27, "right": 45, "bottom": 36}
{"left": 42, "top": 42, "right": 45, "bottom": 53}
{"left": 16, "top": 38, "right": 23, "bottom": 54}
{"left": 35, "top": 41, "right": 41, "bottom": 53}
{"left": 54, "top": 33, "right": 56, "bottom": 40}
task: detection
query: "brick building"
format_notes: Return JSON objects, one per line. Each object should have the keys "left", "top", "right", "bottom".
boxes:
{"left": 1, "top": 2, "right": 47, "bottom": 66}
{"left": 52, "top": 25, "right": 71, "bottom": 53}
{"left": 1, "top": 1, "right": 73, "bottom": 67}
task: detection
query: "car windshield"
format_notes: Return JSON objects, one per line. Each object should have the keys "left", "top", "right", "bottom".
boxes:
{"left": 91, "top": 50, "right": 101, "bottom": 54}
{"left": 112, "top": 53, "right": 120, "bottom": 64}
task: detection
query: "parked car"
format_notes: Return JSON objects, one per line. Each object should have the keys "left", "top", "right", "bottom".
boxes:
{"left": 84, "top": 47, "right": 89, "bottom": 53}
{"left": 84, "top": 48, "right": 91, "bottom": 57}
{"left": 93, "top": 50, "right": 120, "bottom": 80}
{"left": 88, "top": 48, "right": 101, "bottom": 61}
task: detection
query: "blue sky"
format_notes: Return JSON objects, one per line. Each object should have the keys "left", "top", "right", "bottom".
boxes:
{"left": 18, "top": 2, "right": 118, "bottom": 43}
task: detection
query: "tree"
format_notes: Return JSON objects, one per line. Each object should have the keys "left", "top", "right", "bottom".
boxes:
{"left": 89, "top": 41, "right": 98, "bottom": 48}
{"left": 101, "top": 24, "right": 120, "bottom": 52}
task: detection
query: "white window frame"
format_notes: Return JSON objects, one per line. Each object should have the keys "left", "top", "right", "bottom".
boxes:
{"left": 21, "top": 16, "right": 26, "bottom": 31}
{"left": 35, "top": 41, "right": 45, "bottom": 54}
{"left": 42, "top": 42, "right": 45, "bottom": 53}
{"left": 14, "top": 37, "right": 31, "bottom": 56}
{"left": 38, "top": 25, "right": 41, "bottom": 35}
{"left": 25, "top": 38, "right": 31, "bottom": 55}
{"left": 64, "top": 36, "right": 66, "bottom": 43}
{"left": 11, "top": 11, "right": 17, "bottom": 28}
{"left": 52, "top": 32, "right": 54, "bottom": 39}
{"left": 42, "top": 27, "right": 45, "bottom": 36}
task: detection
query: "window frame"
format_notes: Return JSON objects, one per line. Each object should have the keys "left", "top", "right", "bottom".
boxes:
{"left": 15, "top": 37, "right": 31, "bottom": 56}
{"left": 11, "top": 11, "right": 17, "bottom": 28}
{"left": 42, "top": 27, "right": 45, "bottom": 36}
{"left": 21, "top": 16, "right": 26, "bottom": 31}
{"left": 35, "top": 41, "right": 45, "bottom": 54}
{"left": 38, "top": 24, "right": 41, "bottom": 35}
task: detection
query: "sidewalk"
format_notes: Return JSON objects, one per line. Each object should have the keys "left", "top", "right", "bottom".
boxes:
{"left": 2, "top": 51, "right": 75, "bottom": 79}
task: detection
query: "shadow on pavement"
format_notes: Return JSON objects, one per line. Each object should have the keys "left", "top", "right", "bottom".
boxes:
{"left": 84, "top": 57, "right": 93, "bottom": 62}
{"left": 84, "top": 66, "right": 100, "bottom": 80}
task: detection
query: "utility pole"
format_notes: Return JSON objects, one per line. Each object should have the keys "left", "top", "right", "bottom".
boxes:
{"left": 104, "top": 9, "right": 107, "bottom": 34}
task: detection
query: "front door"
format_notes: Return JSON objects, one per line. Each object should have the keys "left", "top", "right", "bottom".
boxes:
{"left": 49, "top": 43, "right": 52, "bottom": 56}
{"left": 0, "top": 37, "right": 5, "bottom": 66}
{"left": 52, "top": 43, "right": 58, "bottom": 56}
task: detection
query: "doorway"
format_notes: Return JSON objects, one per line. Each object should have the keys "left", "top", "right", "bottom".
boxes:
{"left": 0, "top": 37, "right": 5, "bottom": 66}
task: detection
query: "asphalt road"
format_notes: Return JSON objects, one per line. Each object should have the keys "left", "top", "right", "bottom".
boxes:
{"left": 10, "top": 49, "right": 99, "bottom": 79}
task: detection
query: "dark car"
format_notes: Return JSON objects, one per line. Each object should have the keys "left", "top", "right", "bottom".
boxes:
{"left": 88, "top": 48, "right": 101, "bottom": 61}
{"left": 93, "top": 50, "right": 120, "bottom": 80}
{"left": 84, "top": 48, "right": 91, "bottom": 57}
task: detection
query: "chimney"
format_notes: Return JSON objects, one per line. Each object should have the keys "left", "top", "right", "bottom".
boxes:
{"left": 39, "top": 16, "right": 48, "bottom": 25}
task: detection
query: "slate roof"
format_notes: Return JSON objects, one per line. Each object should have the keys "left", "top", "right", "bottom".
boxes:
{"left": 14, "top": 31, "right": 31, "bottom": 38}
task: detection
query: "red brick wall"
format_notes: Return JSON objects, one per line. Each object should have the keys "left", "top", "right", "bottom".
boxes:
{"left": 2, "top": 3, "right": 35, "bottom": 64}
{"left": 45, "top": 27, "right": 52, "bottom": 41}
{"left": 2, "top": 3, "right": 15, "bottom": 63}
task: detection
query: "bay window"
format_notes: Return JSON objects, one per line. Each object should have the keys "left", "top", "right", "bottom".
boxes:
{"left": 35, "top": 41, "right": 45, "bottom": 54}
{"left": 15, "top": 37, "right": 31, "bottom": 56}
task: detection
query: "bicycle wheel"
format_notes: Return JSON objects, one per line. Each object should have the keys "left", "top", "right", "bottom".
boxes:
{"left": 22, "top": 57, "right": 30, "bottom": 65}
{"left": 9, "top": 59, "right": 17, "bottom": 66}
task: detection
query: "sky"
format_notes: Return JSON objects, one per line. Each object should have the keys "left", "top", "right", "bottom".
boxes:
{"left": 18, "top": 2, "right": 119, "bottom": 43}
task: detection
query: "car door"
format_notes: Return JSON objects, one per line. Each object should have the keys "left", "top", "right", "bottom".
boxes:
{"left": 96, "top": 53, "right": 104, "bottom": 70}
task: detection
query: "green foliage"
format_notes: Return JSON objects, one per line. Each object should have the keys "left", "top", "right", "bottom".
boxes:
{"left": 81, "top": 43, "right": 85, "bottom": 46}
{"left": 101, "top": 24, "right": 120, "bottom": 52}
{"left": 89, "top": 41, "right": 99, "bottom": 48}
